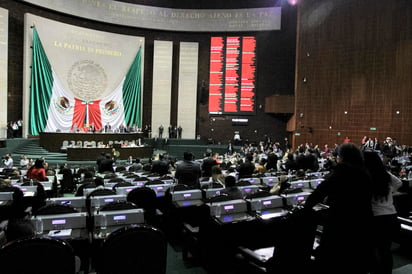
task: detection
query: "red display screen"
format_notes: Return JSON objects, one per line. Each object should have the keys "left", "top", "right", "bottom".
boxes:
{"left": 209, "top": 36, "right": 256, "bottom": 114}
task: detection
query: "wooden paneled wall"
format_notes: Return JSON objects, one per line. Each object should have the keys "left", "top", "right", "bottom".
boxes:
{"left": 293, "top": 0, "right": 412, "bottom": 148}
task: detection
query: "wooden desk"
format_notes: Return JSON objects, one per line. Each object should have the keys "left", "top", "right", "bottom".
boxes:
{"left": 67, "top": 146, "right": 153, "bottom": 161}
{"left": 39, "top": 132, "right": 144, "bottom": 152}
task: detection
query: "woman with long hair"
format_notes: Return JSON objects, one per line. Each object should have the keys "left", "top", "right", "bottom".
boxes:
{"left": 364, "top": 151, "right": 402, "bottom": 274}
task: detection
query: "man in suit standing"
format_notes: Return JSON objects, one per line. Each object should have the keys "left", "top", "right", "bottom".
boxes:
{"left": 151, "top": 154, "right": 170, "bottom": 176}
{"left": 159, "top": 125, "right": 164, "bottom": 138}
{"left": 177, "top": 125, "right": 182, "bottom": 139}
{"left": 104, "top": 122, "right": 111, "bottom": 133}
{"left": 98, "top": 153, "right": 114, "bottom": 173}
{"left": 174, "top": 152, "right": 201, "bottom": 188}
{"left": 201, "top": 151, "right": 218, "bottom": 178}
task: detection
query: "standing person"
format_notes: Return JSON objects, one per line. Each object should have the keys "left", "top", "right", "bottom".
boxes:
{"left": 104, "top": 122, "right": 111, "bottom": 133}
{"left": 227, "top": 140, "right": 234, "bottom": 155}
{"left": 7, "top": 121, "right": 13, "bottom": 139}
{"left": 177, "top": 125, "right": 182, "bottom": 139}
{"left": 151, "top": 154, "right": 170, "bottom": 176}
{"left": 174, "top": 152, "right": 201, "bottom": 189}
{"left": 168, "top": 125, "right": 173, "bottom": 138}
{"left": 201, "top": 151, "right": 218, "bottom": 178}
{"left": 158, "top": 124, "right": 164, "bottom": 138}
{"left": 304, "top": 143, "right": 373, "bottom": 274}
{"left": 363, "top": 151, "right": 402, "bottom": 274}
{"left": 26, "top": 158, "right": 48, "bottom": 182}
{"left": 98, "top": 153, "right": 114, "bottom": 173}
{"left": 111, "top": 148, "right": 120, "bottom": 164}
{"left": 11, "top": 121, "right": 19, "bottom": 138}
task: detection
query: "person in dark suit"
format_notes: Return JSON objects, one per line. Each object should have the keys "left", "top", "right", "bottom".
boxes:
{"left": 96, "top": 152, "right": 106, "bottom": 170}
{"left": 174, "top": 152, "right": 201, "bottom": 188}
{"left": 104, "top": 122, "right": 111, "bottom": 133}
{"left": 177, "top": 125, "right": 182, "bottom": 139}
{"left": 168, "top": 125, "right": 173, "bottom": 138}
{"left": 304, "top": 143, "right": 373, "bottom": 274}
{"left": 98, "top": 154, "right": 114, "bottom": 173}
{"left": 201, "top": 151, "right": 218, "bottom": 178}
{"left": 221, "top": 175, "right": 243, "bottom": 199}
{"left": 227, "top": 140, "right": 234, "bottom": 155}
{"left": 237, "top": 153, "right": 255, "bottom": 179}
{"left": 150, "top": 154, "right": 170, "bottom": 176}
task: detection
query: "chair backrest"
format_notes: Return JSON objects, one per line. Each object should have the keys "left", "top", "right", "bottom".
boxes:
{"left": 205, "top": 193, "right": 233, "bottom": 203}
{"left": 267, "top": 207, "right": 317, "bottom": 273}
{"left": 87, "top": 188, "right": 117, "bottom": 198}
{"left": 0, "top": 236, "right": 77, "bottom": 274}
{"left": 100, "top": 201, "right": 138, "bottom": 212}
{"left": 96, "top": 224, "right": 167, "bottom": 274}
{"left": 34, "top": 203, "right": 78, "bottom": 216}
{"left": 127, "top": 187, "right": 158, "bottom": 224}
{"left": 112, "top": 181, "right": 133, "bottom": 191}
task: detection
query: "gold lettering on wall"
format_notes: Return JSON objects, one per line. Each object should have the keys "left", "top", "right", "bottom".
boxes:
{"left": 25, "top": 0, "right": 282, "bottom": 32}
{"left": 53, "top": 40, "right": 122, "bottom": 56}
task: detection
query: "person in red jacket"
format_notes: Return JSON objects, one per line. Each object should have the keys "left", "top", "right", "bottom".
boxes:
{"left": 26, "top": 158, "right": 48, "bottom": 182}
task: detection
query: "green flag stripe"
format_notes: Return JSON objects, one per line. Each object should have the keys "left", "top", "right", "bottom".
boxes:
{"left": 29, "top": 27, "right": 53, "bottom": 135}
{"left": 123, "top": 47, "right": 142, "bottom": 128}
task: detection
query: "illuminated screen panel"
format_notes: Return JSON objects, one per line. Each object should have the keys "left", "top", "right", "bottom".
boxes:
{"left": 209, "top": 36, "right": 256, "bottom": 114}
{"left": 209, "top": 37, "right": 225, "bottom": 114}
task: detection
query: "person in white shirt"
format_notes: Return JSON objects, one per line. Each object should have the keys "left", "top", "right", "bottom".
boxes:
{"left": 20, "top": 154, "right": 29, "bottom": 169}
{"left": 364, "top": 151, "right": 403, "bottom": 274}
{"left": 3, "top": 154, "right": 13, "bottom": 169}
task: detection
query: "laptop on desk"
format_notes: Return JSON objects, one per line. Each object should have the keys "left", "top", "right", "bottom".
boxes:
{"left": 174, "top": 199, "right": 204, "bottom": 208}
{"left": 46, "top": 196, "right": 86, "bottom": 210}
{"left": 258, "top": 208, "right": 289, "bottom": 220}
{"left": 19, "top": 185, "right": 38, "bottom": 197}
{"left": 0, "top": 191, "right": 14, "bottom": 201}
{"left": 115, "top": 186, "right": 139, "bottom": 196}
{"left": 215, "top": 212, "right": 254, "bottom": 224}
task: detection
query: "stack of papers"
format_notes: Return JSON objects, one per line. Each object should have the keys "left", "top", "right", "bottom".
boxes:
{"left": 48, "top": 229, "right": 72, "bottom": 237}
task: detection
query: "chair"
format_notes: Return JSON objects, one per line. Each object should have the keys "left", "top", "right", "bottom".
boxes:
{"left": 244, "top": 190, "right": 272, "bottom": 200}
{"left": 204, "top": 193, "right": 233, "bottom": 204}
{"left": 108, "top": 177, "right": 126, "bottom": 184}
{"left": 75, "top": 182, "right": 97, "bottom": 197}
{"left": 95, "top": 224, "right": 167, "bottom": 274}
{"left": 144, "top": 179, "right": 166, "bottom": 186}
{"left": 0, "top": 236, "right": 79, "bottom": 274}
{"left": 86, "top": 188, "right": 117, "bottom": 215}
{"left": 61, "top": 140, "right": 69, "bottom": 151}
{"left": 99, "top": 201, "right": 138, "bottom": 212}
{"left": 115, "top": 165, "right": 126, "bottom": 172}
{"left": 235, "top": 207, "right": 318, "bottom": 274}
{"left": 127, "top": 187, "right": 159, "bottom": 226}
{"left": 87, "top": 188, "right": 117, "bottom": 198}
{"left": 237, "top": 179, "right": 252, "bottom": 186}
{"left": 112, "top": 181, "right": 133, "bottom": 192}
{"left": 102, "top": 173, "right": 117, "bottom": 179}
{"left": 34, "top": 203, "right": 78, "bottom": 216}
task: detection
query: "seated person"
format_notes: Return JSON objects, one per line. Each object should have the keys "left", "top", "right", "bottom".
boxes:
{"left": 210, "top": 165, "right": 225, "bottom": 186}
{"left": 4, "top": 217, "right": 35, "bottom": 243}
{"left": 221, "top": 175, "right": 243, "bottom": 199}
{"left": 269, "top": 175, "right": 291, "bottom": 195}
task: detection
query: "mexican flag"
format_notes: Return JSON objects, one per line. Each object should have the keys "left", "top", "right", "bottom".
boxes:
{"left": 29, "top": 27, "right": 142, "bottom": 135}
